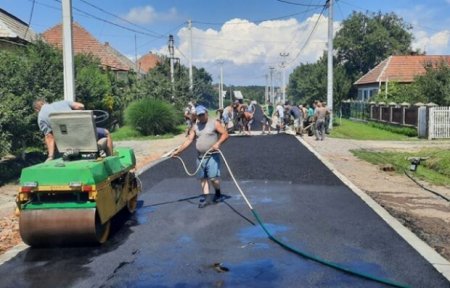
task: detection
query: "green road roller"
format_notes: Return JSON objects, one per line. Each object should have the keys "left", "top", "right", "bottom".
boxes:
{"left": 16, "top": 110, "right": 141, "bottom": 246}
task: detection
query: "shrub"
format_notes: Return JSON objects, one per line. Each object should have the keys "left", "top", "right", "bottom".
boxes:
{"left": 125, "top": 98, "right": 179, "bottom": 135}
{"left": 368, "top": 121, "right": 417, "bottom": 137}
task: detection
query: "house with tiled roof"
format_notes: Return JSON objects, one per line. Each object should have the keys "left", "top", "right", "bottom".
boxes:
{"left": 354, "top": 55, "right": 450, "bottom": 101}
{"left": 0, "top": 8, "right": 37, "bottom": 50}
{"left": 137, "top": 52, "right": 160, "bottom": 73}
{"left": 42, "top": 22, "right": 136, "bottom": 76}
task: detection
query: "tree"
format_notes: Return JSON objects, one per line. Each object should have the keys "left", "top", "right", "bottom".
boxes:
{"left": 413, "top": 61, "right": 450, "bottom": 105}
{"left": 0, "top": 41, "right": 119, "bottom": 156}
{"left": 139, "top": 56, "right": 216, "bottom": 109}
{"left": 287, "top": 55, "right": 352, "bottom": 107}
{"left": 334, "top": 11, "right": 414, "bottom": 79}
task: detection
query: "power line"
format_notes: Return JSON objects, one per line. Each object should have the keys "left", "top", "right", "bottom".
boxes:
{"left": 192, "top": 6, "right": 321, "bottom": 27}
{"left": 276, "top": 0, "right": 325, "bottom": 7}
{"left": 24, "top": 0, "right": 36, "bottom": 40}
{"left": 287, "top": 4, "right": 327, "bottom": 67}
{"left": 77, "top": 0, "right": 164, "bottom": 38}
{"left": 52, "top": 0, "right": 163, "bottom": 38}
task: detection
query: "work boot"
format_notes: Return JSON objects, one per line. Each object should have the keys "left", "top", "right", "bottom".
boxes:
{"left": 198, "top": 194, "right": 214, "bottom": 208}
{"left": 213, "top": 193, "right": 226, "bottom": 203}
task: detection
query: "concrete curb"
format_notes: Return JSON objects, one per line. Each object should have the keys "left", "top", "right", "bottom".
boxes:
{"left": 297, "top": 136, "right": 450, "bottom": 282}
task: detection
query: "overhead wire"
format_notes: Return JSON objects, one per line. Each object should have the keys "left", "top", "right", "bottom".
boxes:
{"left": 192, "top": 5, "right": 321, "bottom": 27}
{"left": 285, "top": 3, "right": 327, "bottom": 67}
{"left": 52, "top": 0, "right": 163, "bottom": 38}
{"left": 276, "top": 0, "right": 326, "bottom": 7}
{"left": 77, "top": 0, "right": 164, "bottom": 38}
{"left": 24, "top": 0, "right": 36, "bottom": 40}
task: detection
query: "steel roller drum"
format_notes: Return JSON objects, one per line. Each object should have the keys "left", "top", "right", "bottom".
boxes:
{"left": 19, "top": 208, "right": 110, "bottom": 246}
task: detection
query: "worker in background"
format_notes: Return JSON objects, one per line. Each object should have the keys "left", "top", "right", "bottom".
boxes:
{"left": 183, "top": 101, "right": 196, "bottom": 136}
{"left": 33, "top": 98, "right": 113, "bottom": 161}
{"left": 172, "top": 105, "right": 229, "bottom": 208}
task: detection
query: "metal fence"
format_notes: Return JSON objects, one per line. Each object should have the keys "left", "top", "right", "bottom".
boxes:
{"left": 341, "top": 101, "right": 450, "bottom": 139}
{"left": 428, "top": 107, "right": 450, "bottom": 139}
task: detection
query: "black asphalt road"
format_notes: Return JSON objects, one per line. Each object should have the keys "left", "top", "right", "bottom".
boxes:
{"left": 0, "top": 134, "right": 448, "bottom": 288}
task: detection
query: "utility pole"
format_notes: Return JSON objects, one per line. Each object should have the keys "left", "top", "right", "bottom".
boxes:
{"left": 168, "top": 35, "right": 175, "bottom": 99}
{"left": 327, "top": 0, "right": 334, "bottom": 130}
{"left": 134, "top": 34, "right": 138, "bottom": 72}
{"left": 265, "top": 74, "right": 269, "bottom": 103}
{"left": 269, "top": 67, "right": 275, "bottom": 104}
{"left": 280, "top": 52, "right": 289, "bottom": 104}
{"left": 188, "top": 20, "right": 193, "bottom": 93}
{"left": 62, "top": 0, "right": 75, "bottom": 101}
{"left": 217, "top": 60, "right": 224, "bottom": 109}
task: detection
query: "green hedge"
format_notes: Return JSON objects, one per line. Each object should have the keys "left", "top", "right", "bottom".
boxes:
{"left": 125, "top": 98, "right": 181, "bottom": 136}
{"left": 368, "top": 121, "right": 417, "bottom": 137}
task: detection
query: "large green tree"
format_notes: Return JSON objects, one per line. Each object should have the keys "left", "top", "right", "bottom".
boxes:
{"left": 334, "top": 11, "right": 414, "bottom": 79}
{"left": 0, "top": 41, "right": 120, "bottom": 156}
{"left": 288, "top": 55, "right": 352, "bottom": 107}
{"left": 414, "top": 61, "right": 450, "bottom": 105}
{"left": 139, "top": 56, "right": 216, "bottom": 109}
{"left": 288, "top": 11, "right": 415, "bottom": 108}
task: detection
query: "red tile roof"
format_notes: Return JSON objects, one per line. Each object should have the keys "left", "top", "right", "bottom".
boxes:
{"left": 137, "top": 52, "right": 160, "bottom": 73}
{"left": 42, "top": 22, "right": 135, "bottom": 71}
{"left": 354, "top": 55, "right": 450, "bottom": 85}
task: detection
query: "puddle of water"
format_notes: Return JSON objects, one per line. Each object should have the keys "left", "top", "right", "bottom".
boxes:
{"left": 238, "top": 223, "right": 288, "bottom": 241}
{"left": 228, "top": 259, "right": 279, "bottom": 284}
{"left": 135, "top": 205, "right": 155, "bottom": 225}
{"left": 177, "top": 236, "right": 192, "bottom": 244}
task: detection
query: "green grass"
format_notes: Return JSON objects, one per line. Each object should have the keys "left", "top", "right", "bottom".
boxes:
{"left": 331, "top": 119, "right": 414, "bottom": 140}
{"left": 351, "top": 149, "right": 450, "bottom": 186}
{"left": 111, "top": 125, "right": 184, "bottom": 141}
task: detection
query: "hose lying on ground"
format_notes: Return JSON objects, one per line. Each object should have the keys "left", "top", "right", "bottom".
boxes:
{"left": 169, "top": 148, "right": 409, "bottom": 288}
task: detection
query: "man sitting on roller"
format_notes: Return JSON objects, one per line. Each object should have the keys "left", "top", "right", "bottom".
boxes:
{"left": 33, "top": 99, "right": 113, "bottom": 161}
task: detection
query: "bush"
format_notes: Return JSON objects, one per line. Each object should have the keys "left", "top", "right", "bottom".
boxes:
{"left": 125, "top": 98, "right": 180, "bottom": 135}
{"left": 368, "top": 121, "right": 417, "bottom": 137}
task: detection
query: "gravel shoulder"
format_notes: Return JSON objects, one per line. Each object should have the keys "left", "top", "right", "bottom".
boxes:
{"left": 1, "top": 133, "right": 450, "bottom": 263}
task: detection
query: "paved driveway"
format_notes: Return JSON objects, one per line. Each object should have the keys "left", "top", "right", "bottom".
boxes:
{"left": 0, "top": 134, "right": 447, "bottom": 287}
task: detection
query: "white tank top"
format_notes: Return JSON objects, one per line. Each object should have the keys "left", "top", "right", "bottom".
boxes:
{"left": 194, "top": 118, "right": 219, "bottom": 154}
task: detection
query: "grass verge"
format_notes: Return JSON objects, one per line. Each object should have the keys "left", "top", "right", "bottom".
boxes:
{"left": 112, "top": 125, "right": 185, "bottom": 141}
{"left": 351, "top": 148, "right": 450, "bottom": 186}
{"left": 331, "top": 119, "right": 414, "bottom": 141}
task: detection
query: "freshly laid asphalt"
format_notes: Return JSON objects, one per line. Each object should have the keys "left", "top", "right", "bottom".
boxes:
{"left": 0, "top": 134, "right": 448, "bottom": 287}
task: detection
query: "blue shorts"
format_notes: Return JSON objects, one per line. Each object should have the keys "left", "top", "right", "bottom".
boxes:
{"left": 196, "top": 153, "right": 221, "bottom": 180}
{"left": 96, "top": 127, "right": 107, "bottom": 139}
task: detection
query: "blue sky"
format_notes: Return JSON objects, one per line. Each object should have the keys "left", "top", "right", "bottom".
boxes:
{"left": 1, "top": 0, "right": 450, "bottom": 86}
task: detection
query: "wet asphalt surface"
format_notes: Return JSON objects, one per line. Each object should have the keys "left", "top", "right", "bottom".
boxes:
{"left": 0, "top": 133, "right": 449, "bottom": 288}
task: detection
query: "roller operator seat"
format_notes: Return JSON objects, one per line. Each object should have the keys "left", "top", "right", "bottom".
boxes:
{"left": 49, "top": 110, "right": 109, "bottom": 160}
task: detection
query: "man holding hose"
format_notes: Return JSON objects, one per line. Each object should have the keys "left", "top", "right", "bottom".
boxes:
{"left": 172, "top": 105, "right": 229, "bottom": 208}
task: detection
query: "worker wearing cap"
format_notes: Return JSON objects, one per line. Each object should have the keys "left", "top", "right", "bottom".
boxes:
{"left": 172, "top": 105, "right": 229, "bottom": 208}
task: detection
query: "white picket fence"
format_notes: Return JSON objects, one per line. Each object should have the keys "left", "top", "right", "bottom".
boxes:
{"left": 429, "top": 107, "right": 450, "bottom": 139}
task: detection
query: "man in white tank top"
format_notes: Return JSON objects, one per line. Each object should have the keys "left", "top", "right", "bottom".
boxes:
{"left": 173, "top": 105, "right": 229, "bottom": 208}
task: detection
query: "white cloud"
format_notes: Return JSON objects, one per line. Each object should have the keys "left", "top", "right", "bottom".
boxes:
{"left": 158, "top": 14, "right": 337, "bottom": 85}
{"left": 413, "top": 29, "right": 450, "bottom": 54}
{"left": 123, "top": 6, "right": 179, "bottom": 24}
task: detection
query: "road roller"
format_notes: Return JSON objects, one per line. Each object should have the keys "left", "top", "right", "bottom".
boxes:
{"left": 15, "top": 110, "right": 141, "bottom": 246}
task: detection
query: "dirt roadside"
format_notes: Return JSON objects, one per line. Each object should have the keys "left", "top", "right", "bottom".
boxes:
{"left": 1, "top": 133, "right": 449, "bottom": 263}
